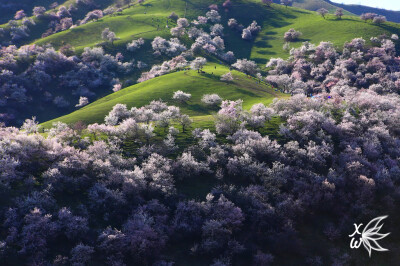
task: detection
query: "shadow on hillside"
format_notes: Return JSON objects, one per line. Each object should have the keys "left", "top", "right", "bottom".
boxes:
{"left": 234, "top": 88, "right": 259, "bottom": 98}
{"left": 202, "top": 73, "right": 221, "bottom": 81}
{"left": 185, "top": 103, "right": 209, "bottom": 115}
{"left": 254, "top": 41, "right": 273, "bottom": 48}
{"left": 379, "top": 24, "right": 400, "bottom": 35}
{"left": 290, "top": 8, "right": 309, "bottom": 15}
{"left": 70, "top": 28, "right": 85, "bottom": 33}
{"left": 253, "top": 57, "right": 270, "bottom": 65}
{"left": 297, "top": 38, "right": 311, "bottom": 42}
{"left": 265, "top": 31, "right": 278, "bottom": 36}
{"left": 221, "top": 3, "right": 300, "bottom": 61}
{"left": 330, "top": 17, "right": 358, "bottom": 22}
{"left": 256, "top": 50, "right": 276, "bottom": 55}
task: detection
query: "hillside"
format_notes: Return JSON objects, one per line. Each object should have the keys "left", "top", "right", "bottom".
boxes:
{"left": 41, "top": 64, "right": 286, "bottom": 128}
{"left": 33, "top": 0, "right": 400, "bottom": 63}
{"left": 0, "top": 0, "right": 121, "bottom": 25}
{"left": 0, "top": 0, "right": 119, "bottom": 45}
{"left": 276, "top": 0, "right": 353, "bottom": 14}
{"left": 285, "top": 0, "right": 400, "bottom": 23}
{"left": 240, "top": 4, "right": 400, "bottom": 65}
{"left": 326, "top": 1, "right": 400, "bottom": 23}
{"left": 2, "top": 0, "right": 400, "bottom": 127}
{"left": 3, "top": 1, "right": 400, "bottom": 265}
{"left": 0, "top": 0, "right": 55, "bottom": 24}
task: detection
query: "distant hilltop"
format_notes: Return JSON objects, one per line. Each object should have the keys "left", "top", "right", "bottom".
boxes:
{"left": 273, "top": 0, "right": 400, "bottom": 23}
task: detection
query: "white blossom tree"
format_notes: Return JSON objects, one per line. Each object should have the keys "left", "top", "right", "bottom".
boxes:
{"left": 335, "top": 8, "right": 344, "bottom": 19}
{"left": 221, "top": 72, "right": 234, "bottom": 82}
{"left": 173, "top": 90, "right": 192, "bottom": 103}
{"left": 191, "top": 57, "right": 207, "bottom": 73}
{"left": 101, "top": 28, "right": 119, "bottom": 45}
{"left": 232, "top": 59, "right": 259, "bottom": 75}
{"left": 21, "top": 117, "right": 41, "bottom": 133}
{"left": 75, "top": 97, "right": 89, "bottom": 107}
{"left": 317, "top": 8, "right": 329, "bottom": 19}
{"left": 202, "top": 94, "right": 222, "bottom": 106}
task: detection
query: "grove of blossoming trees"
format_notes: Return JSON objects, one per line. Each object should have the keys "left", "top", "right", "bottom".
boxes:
{"left": 1, "top": 1, "right": 115, "bottom": 45}
{"left": 1, "top": 7, "right": 244, "bottom": 125}
{"left": 0, "top": 44, "right": 135, "bottom": 125}
{"left": 1, "top": 74, "right": 400, "bottom": 264}
{"left": 2, "top": 0, "right": 400, "bottom": 263}
{"left": 266, "top": 36, "right": 400, "bottom": 96}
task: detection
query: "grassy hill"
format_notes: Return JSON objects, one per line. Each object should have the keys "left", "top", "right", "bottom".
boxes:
{"left": 277, "top": 0, "right": 353, "bottom": 14}
{"left": 33, "top": 0, "right": 400, "bottom": 66}
{"left": 5, "top": 0, "right": 400, "bottom": 66}
{"left": 35, "top": 14, "right": 163, "bottom": 51}
{"left": 41, "top": 64, "right": 286, "bottom": 128}
{"left": 33, "top": 0, "right": 190, "bottom": 51}
{"left": 236, "top": 2, "right": 400, "bottom": 66}
{"left": 275, "top": 0, "right": 400, "bottom": 23}
{"left": 3, "top": 0, "right": 400, "bottom": 127}
{"left": 0, "top": 0, "right": 118, "bottom": 45}
{"left": 326, "top": 0, "right": 400, "bottom": 23}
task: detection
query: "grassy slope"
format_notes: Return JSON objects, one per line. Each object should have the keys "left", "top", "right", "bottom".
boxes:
{"left": 277, "top": 0, "right": 400, "bottom": 23}
{"left": 8, "top": 0, "right": 400, "bottom": 127}
{"left": 35, "top": 14, "right": 159, "bottom": 51}
{"left": 33, "top": 0, "right": 190, "bottom": 51}
{"left": 287, "top": 0, "right": 353, "bottom": 14}
{"left": 41, "top": 64, "right": 286, "bottom": 128}
{"left": 0, "top": 0, "right": 117, "bottom": 45}
{"left": 327, "top": 0, "right": 400, "bottom": 23}
{"left": 236, "top": 2, "right": 400, "bottom": 66}
{"left": 33, "top": 0, "right": 400, "bottom": 62}
{"left": 5, "top": 0, "right": 400, "bottom": 63}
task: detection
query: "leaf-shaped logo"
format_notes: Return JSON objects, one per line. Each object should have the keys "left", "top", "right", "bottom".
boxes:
{"left": 349, "top": 216, "right": 390, "bottom": 257}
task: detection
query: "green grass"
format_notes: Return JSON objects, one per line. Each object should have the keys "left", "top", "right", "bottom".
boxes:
{"left": 291, "top": 0, "right": 353, "bottom": 14}
{"left": 229, "top": 1, "right": 400, "bottom": 67}
{"left": 20, "top": 0, "right": 400, "bottom": 63}
{"left": 5, "top": 0, "right": 400, "bottom": 64}
{"left": 41, "top": 64, "right": 286, "bottom": 128}
{"left": 34, "top": 15, "right": 161, "bottom": 51}
{"left": 27, "top": 0, "right": 189, "bottom": 50}
{"left": 6, "top": 0, "right": 400, "bottom": 128}
{"left": 0, "top": 0, "right": 118, "bottom": 44}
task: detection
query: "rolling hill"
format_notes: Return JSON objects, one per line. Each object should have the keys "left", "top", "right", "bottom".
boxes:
{"left": 3, "top": 1, "right": 400, "bottom": 265}
{"left": 328, "top": 1, "right": 400, "bottom": 23}
{"left": 41, "top": 64, "right": 286, "bottom": 129}
{"left": 2, "top": 0, "right": 400, "bottom": 127}
{"left": 278, "top": 0, "right": 353, "bottom": 14}
{"left": 283, "top": 0, "right": 400, "bottom": 23}
{"left": 33, "top": 0, "right": 400, "bottom": 63}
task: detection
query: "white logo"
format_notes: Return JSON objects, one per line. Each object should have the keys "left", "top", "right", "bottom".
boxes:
{"left": 349, "top": 215, "right": 390, "bottom": 257}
